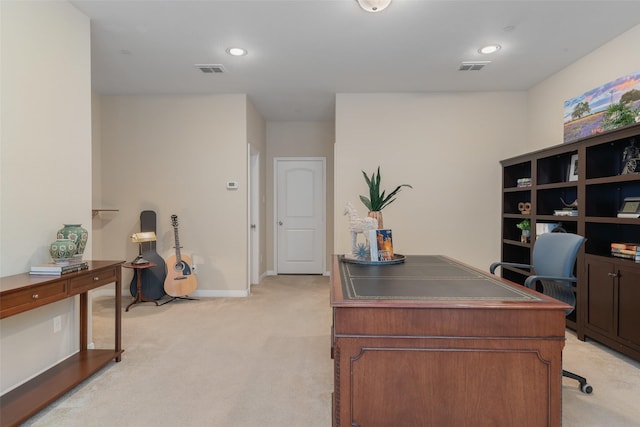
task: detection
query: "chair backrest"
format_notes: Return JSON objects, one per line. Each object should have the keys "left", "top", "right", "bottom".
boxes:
{"left": 531, "top": 232, "right": 585, "bottom": 312}
{"left": 532, "top": 232, "right": 585, "bottom": 277}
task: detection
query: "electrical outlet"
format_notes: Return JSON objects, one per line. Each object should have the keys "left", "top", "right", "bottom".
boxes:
{"left": 53, "top": 316, "right": 62, "bottom": 333}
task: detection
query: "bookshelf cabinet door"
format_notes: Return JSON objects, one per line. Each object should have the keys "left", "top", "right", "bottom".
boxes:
{"left": 617, "top": 264, "right": 640, "bottom": 350}
{"left": 585, "top": 258, "right": 615, "bottom": 336}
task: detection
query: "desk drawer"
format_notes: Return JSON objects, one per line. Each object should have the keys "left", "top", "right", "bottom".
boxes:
{"left": 0, "top": 281, "right": 68, "bottom": 318}
{"left": 69, "top": 268, "right": 117, "bottom": 294}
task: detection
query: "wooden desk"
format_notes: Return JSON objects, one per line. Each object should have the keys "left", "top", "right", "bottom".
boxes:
{"left": 0, "top": 260, "right": 124, "bottom": 427}
{"left": 330, "top": 255, "right": 570, "bottom": 427}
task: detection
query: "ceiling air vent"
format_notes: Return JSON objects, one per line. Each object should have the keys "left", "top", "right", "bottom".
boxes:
{"left": 459, "top": 61, "right": 491, "bottom": 71}
{"left": 195, "top": 64, "right": 226, "bottom": 74}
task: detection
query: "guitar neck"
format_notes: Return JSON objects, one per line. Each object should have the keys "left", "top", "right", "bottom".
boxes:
{"left": 173, "top": 226, "right": 182, "bottom": 262}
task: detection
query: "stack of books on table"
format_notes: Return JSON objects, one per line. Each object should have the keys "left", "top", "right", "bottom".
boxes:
{"left": 30, "top": 261, "right": 89, "bottom": 275}
{"left": 610, "top": 243, "right": 640, "bottom": 262}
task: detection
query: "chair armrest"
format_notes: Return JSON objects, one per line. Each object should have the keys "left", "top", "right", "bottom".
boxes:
{"left": 489, "top": 261, "right": 532, "bottom": 274}
{"left": 523, "top": 275, "right": 577, "bottom": 289}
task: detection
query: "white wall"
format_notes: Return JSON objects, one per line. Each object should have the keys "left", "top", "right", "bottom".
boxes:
{"left": 265, "top": 121, "right": 335, "bottom": 273}
{"left": 334, "top": 92, "right": 528, "bottom": 271}
{"left": 0, "top": 1, "right": 91, "bottom": 394}
{"left": 527, "top": 25, "right": 640, "bottom": 150}
{"left": 97, "top": 95, "right": 256, "bottom": 296}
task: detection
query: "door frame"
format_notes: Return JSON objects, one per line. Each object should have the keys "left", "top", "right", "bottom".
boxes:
{"left": 248, "top": 145, "right": 260, "bottom": 288}
{"left": 273, "top": 157, "right": 326, "bottom": 275}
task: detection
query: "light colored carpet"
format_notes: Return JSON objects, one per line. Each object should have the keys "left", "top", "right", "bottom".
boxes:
{"left": 22, "top": 275, "right": 640, "bottom": 426}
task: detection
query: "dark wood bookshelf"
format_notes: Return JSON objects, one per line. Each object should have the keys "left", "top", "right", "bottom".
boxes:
{"left": 499, "top": 123, "right": 640, "bottom": 362}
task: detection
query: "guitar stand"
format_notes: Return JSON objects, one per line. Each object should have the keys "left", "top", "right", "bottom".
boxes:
{"left": 159, "top": 295, "right": 199, "bottom": 306}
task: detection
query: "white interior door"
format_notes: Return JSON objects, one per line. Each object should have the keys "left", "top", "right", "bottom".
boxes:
{"left": 275, "top": 158, "right": 325, "bottom": 274}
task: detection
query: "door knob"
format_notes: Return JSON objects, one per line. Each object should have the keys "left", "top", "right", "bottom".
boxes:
{"left": 278, "top": 221, "right": 283, "bottom": 226}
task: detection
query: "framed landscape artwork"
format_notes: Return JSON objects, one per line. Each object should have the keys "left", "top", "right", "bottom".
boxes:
{"left": 564, "top": 71, "right": 640, "bottom": 143}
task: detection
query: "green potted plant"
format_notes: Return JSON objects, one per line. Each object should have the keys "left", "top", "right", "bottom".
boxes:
{"left": 360, "top": 166, "right": 412, "bottom": 229}
{"left": 516, "top": 219, "right": 531, "bottom": 243}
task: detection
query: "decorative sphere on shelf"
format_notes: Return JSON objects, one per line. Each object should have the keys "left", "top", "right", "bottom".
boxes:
{"left": 50, "top": 239, "right": 77, "bottom": 264}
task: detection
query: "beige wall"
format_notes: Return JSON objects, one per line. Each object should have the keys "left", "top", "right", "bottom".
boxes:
{"left": 334, "top": 92, "right": 528, "bottom": 271}
{"left": 97, "top": 94, "right": 259, "bottom": 296}
{"left": 527, "top": 25, "right": 640, "bottom": 150}
{"left": 265, "top": 121, "right": 335, "bottom": 273}
{"left": 91, "top": 92, "right": 109, "bottom": 259}
{"left": 333, "top": 25, "right": 640, "bottom": 271}
{"left": 0, "top": 1, "right": 91, "bottom": 394}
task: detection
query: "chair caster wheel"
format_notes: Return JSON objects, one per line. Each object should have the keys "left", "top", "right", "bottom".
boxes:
{"left": 580, "top": 383, "right": 593, "bottom": 394}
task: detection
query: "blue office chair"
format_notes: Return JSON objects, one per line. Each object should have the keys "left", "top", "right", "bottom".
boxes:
{"left": 490, "top": 232, "right": 593, "bottom": 394}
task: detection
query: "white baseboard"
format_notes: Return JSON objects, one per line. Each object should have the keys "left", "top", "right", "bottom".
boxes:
{"left": 266, "top": 270, "right": 330, "bottom": 276}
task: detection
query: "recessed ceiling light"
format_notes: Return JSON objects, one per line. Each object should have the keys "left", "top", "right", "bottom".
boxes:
{"left": 356, "top": 0, "right": 392, "bottom": 12}
{"left": 478, "top": 44, "right": 501, "bottom": 55}
{"left": 226, "top": 47, "right": 247, "bottom": 57}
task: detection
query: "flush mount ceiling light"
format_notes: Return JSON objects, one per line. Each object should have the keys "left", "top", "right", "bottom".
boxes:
{"left": 478, "top": 44, "right": 501, "bottom": 54}
{"left": 356, "top": 0, "right": 391, "bottom": 12}
{"left": 226, "top": 47, "right": 247, "bottom": 56}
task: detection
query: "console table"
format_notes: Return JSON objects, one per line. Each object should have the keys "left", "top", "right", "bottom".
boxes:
{"left": 331, "top": 255, "right": 570, "bottom": 427}
{"left": 0, "top": 260, "right": 124, "bottom": 427}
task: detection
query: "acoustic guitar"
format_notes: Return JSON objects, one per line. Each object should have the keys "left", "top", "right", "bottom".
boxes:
{"left": 164, "top": 215, "right": 198, "bottom": 297}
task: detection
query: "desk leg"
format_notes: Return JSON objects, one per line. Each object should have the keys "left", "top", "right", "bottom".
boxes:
{"left": 80, "top": 292, "right": 88, "bottom": 351}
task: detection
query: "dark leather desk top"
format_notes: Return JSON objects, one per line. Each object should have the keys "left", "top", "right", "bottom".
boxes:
{"left": 338, "top": 255, "right": 542, "bottom": 302}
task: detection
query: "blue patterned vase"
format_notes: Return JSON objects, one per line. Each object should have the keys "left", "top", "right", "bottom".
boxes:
{"left": 57, "top": 224, "right": 88, "bottom": 260}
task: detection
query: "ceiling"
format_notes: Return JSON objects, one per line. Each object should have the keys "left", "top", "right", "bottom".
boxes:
{"left": 70, "top": 0, "right": 640, "bottom": 122}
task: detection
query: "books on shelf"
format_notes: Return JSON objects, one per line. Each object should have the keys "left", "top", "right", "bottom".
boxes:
{"left": 610, "top": 243, "right": 640, "bottom": 261}
{"left": 30, "top": 261, "right": 89, "bottom": 275}
{"left": 611, "top": 242, "right": 640, "bottom": 251}
{"left": 369, "top": 229, "right": 394, "bottom": 261}
{"left": 611, "top": 252, "right": 640, "bottom": 261}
